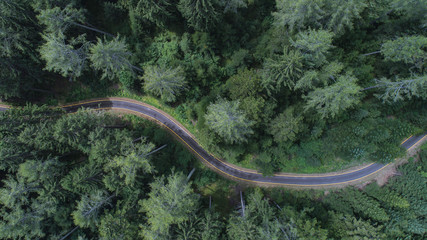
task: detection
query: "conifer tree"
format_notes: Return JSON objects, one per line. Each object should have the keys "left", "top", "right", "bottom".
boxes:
{"left": 72, "top": 190, "right": 115, "bottom": 228}
{"left": 143, "top": 65, "right": 187, "bottom": 102}
{"left": 139, "top": 171, "right": 199, "bottom": 239}
{"left": 178, "top": 0, "right": 220, "bottom": 31}
{"left": 205, "top": 99, "right": 255, "bottom": 144}
{"left": 304, "top": 74, "right": 361, "bottom": 119}
{"left": 89, "top": 36, "right": 133, "bottom": 80}
{"left": 39, "top": 33, "right": 89, "bottom": 81}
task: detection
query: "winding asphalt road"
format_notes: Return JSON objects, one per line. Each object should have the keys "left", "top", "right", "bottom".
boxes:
{"left": 1, "top": 98, "right": 426, "bottom": 187}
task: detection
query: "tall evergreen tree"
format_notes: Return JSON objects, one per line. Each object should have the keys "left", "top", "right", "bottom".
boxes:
{"left": 178, "top": 0, "right": 220, "bottom": 31}
{"left": 205, "top": 99, "right": 255, "bottom": 144}
{"left": 304, "top": 74, "right": 362, "bottom": 119}
{"left": 143, "top": 65, "right": 187, "bottom": 102}
{"left": 139, "top": 171, "right": 199, "bottom": 239}
{"left": 89, "top": 36, "right": 133, "bottom": 80}
{"left": 262, "top": 47, "right": 304, "bottom": 93}
{"left": 39, "top": 33, "right": 89, "bottom": 81}
{"left": 72, "top": 190, "right": 115, "bottom": 228}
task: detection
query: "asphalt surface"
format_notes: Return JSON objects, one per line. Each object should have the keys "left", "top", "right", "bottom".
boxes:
{"left": 2, "top": 99, "right": 426, "bottom": 186}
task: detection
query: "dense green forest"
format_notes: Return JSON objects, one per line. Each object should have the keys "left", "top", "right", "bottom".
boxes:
{"left": 0, "top": 106, "right": 426, "bottom": 239}
{"left": 0, "top": 0, "right": 426, "bottom": 239}
{"left": 1, "top": 106, "right": 426, "bottom": 239}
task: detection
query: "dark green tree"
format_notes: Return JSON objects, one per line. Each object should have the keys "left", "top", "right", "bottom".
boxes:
{"left": 328, "top": 211, "right": 386, "bottom": 240}
{"left": 133, "top": 0, "right": 175, "bottom": 27}
{"left": 178, "top": 0, "right": 220, "bottom": 31}
{"left": 37, "top": 4, "right": 114, "bottom": 36}
{"left": 268, "top": 107, "right": 304, "bottom": 143}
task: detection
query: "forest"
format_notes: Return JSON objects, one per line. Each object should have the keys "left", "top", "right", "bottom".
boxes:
{"left": 0, "top": 0, "right": 426, "bottom": 239}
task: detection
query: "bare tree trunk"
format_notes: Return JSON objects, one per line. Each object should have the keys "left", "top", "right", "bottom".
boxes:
{"left": 140, "top": 144, "right": 167, "bottom": 158}
{"left": 72, "top": 22, "right": 115, "bottom": 38}
{"left": 187, "top": 168, "right": 196, "bottom": 181}
{"left": 131, "top": 64, "right": 144, "bottom": 73}
{"left": 362, "top": 50, "right": 381, "bottom": 56}
{"left": 240, "top": 191, "right": 245, "bottom": 217}
{"left": 59, "top": 226, "right": 79, "bottom": 240}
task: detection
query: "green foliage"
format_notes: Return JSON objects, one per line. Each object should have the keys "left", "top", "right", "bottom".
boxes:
{"left": 381, "top": 35, "right": 427, "bottom": 72}
{"left": 0, "top": 0, "right": 31, "bottom": 57}
{"left": 119, "top": 70, "right": 136, "bottom": 90}
{"left": 39, "top": 33, "right": 89, "bottom": 80}
{"left": 374, "top": 75, "right": 427, "bottom": 102}
{"left": 197, "top": 210, "right": 223, "bottom": 240}
{"left": 178, "top": 0, "right": 220, "bottom": 31}
{"left": 72, "top": 190, "right": 114, "bottom": 228}
{"left": 131, "top": 0, "right": 174, "bottom": 27}
{"left": 139, "top": 171, "right": 199, "bottom": 238}
{"left": 268, "top": 107, "right": 304, "bottom": 143}
{"left": 391, "top": 0, "right": 427, "bottom": 28}
{"left": 328, "top": 211, "right": 386, "bottom": 239}
{"left": 326, "top": 188, "right": 390, "bottom": 222}
{"left": 89, "top": 36, "right": 132, "bottom": 80}
{"left": 37, "top": 4, "right": 86, "bottom": 34}
{"left": 273, "top": 0, "right": 325, "bottom": 32}
{"left": 226, "top": 69, "right": 268, "bottom": 122}
{"left": 205, "top": 99, "right": 255, "bottom": 144}
{"left": 262, "top": 47, "right": 303, "bottom": 92}
{"left": 143, "top": 65, "right": 187, "bottom": 102}
{"left": 109, "top": 141, "right": 155, "bottom": 186}
{"left": 364, "top": 183, "right": 410, "bottom": 209}
{"left": 273, "top": 0, "right": 367, "bottom": 34}
{"left": 227, "top": 69, "right": 260, "bottom": 100}
{"left": 291, "top": 29, "right": 334, "bottom": 67}
{"left": 99, "top": 210, "right": 137, "bottom": 240}
{"left": 304, "top": 74, "right": 362, "bottom": 119}
{"left": 0, "top": 0, "right": 44, "bottom": 99}
{"left": 1, "top": 1, "right": 427, "bottom": 239}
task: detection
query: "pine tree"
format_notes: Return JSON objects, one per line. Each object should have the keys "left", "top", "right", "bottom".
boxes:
{"left": 381, "top": 35, "right": 427, "bottom": 72}
{"left": 39, "top": 33, "right": 89, "bottom": 80}
{"left": 143, "top": 65, "right": 187, "bottom": 102}
{"left": 273, "top": 0, "right": 325, "bottom": 32}
{"left": 328, "top": 211, "right": 386, "bottom": 239}
{"left": 178, "top": 0, "right": 220, "bottom": 31}
{"left": 197, "top": 210, "right": 223, "bottom": 240}
{"left": 374, "top": 75, "right": 427, "bottom": 102}
{"left": 268, "top": 107, "right": 304, "bottom": 143}
{"left": 110, "top": 141, "right": 155, "bottom": 186}
{"left": 72, "top": 190, "right": 115, "bottom": 228}
{"left": 89, "top": 36, "right": 133, "bottom": 80}
{"left": 139, "top": 171, "right": 199, "bottom": 239}
{"left": 205, "top": 99, "right": 255, "bottom": 144}
{"left": 291, "top": 29, "right": 334, "bottom": 67}
{"left": 133, "top": 0, "right": 175, "bottom": 27}
{"left": 262, "top": 47, "right": 303, "bottom": 93}
{"left": 37, "top": 4, "right": 113, "bottom": 37}
{"left": 304, "top": 74, "right": 361, "bottom": 119}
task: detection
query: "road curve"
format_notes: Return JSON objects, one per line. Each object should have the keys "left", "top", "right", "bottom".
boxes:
{"left": 1, "top": 98, "right": 426, "bottom": 187}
